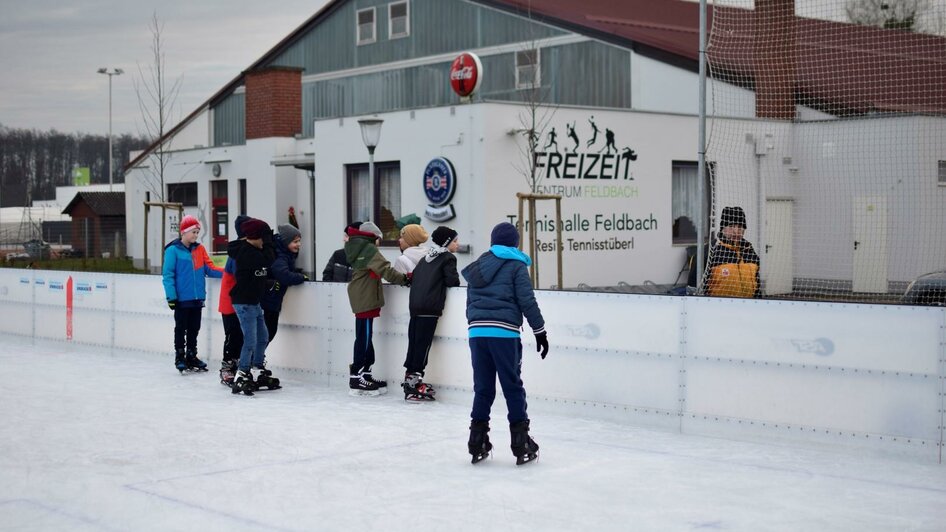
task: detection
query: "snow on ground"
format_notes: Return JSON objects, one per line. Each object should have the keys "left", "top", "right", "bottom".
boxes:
{"left": 1, "top": 335, "right": 944, "bottom": 532}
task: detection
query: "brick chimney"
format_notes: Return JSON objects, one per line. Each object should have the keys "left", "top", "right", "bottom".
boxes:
{"left": 754, "top": 0, "right": 796, "bottom": 120}
{"left": 244, "top": 66, "right": 303, "bottom": 140}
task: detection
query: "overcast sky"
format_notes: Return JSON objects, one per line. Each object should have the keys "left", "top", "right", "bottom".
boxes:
{"left": 0, "top": 0, "right": 330, "bottom": 136}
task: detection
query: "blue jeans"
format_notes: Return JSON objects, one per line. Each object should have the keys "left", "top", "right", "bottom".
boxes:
{"left": 233, "top": 304, "right": 268, "bottom": 371}
{"left": 469, "top": 337, "right": 528, "bottom": 424}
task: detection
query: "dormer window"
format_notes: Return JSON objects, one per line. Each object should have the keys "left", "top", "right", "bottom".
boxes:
{"left": 357, "top": 7, "right": 376, "bottom": 45}
{"left": 389, "top": 1, "right": 410, "bottom": 39}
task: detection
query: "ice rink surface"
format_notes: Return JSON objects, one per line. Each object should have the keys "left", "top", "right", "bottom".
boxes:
{"left": 1, "top": 335, "right": 944, "bottom": 532}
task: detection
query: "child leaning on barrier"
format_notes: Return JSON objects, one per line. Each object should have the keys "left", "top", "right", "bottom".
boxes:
{"left": 462, "top": 222, "right": 548, "bottom": 466}
{"left": 227, "top": 218, "right": 279, "bottom": 396}
{"left": 262, "top": 224, "right": 308, "bottom": 343}
{"left": 400, "top": 226, "right": 460, "bottom": 401}
{"left": 344, "top": 221, "right": 410, "bottom": 396}
{"left": 162, "top": 215, "right": 223, "bottom": 374}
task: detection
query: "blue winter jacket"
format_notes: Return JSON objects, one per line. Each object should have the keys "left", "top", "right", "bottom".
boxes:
{"left": 162, "top": 239, "right": 223, "bottom": 307}
{"left": 261, "top": 234, "right": 306, "bottom": 312}
{"left": 461, "top": 245, "right": 545, "bottom": 338}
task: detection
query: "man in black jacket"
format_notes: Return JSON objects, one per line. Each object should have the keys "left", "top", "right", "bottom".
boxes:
{"left": 321, "top": 222, "right": 360, "bottom": 282}
{"left": 401, "top": 226, "right": 461, "bottom": 400}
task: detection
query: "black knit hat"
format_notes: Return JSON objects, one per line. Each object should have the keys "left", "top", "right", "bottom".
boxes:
{"left": 490, "top": 222, "right": 519, "bottom": 247}
{"left": 431, "top": 226, "right": 458, "bottom": 248}
{"left": 720, "top": 206, "right": 747, "bottom": 229}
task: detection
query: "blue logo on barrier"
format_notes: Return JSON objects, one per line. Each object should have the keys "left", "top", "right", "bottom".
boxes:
{"left": 423, "top": 157, "right": 457, "bottom": 207}
{"left": 20, "top": 277, "right": 29, "bottom": 284}
{"left": 49, "top": 281, "right": 63, "bottom": 291}
{"left": 35, "top": 278, "right": 45, "bottom": 286}
{"left": 77, "top": 282, "right": 92, "bottom": 293}
{"left": 95, "top": 282, "right": 108, "bottom": 290}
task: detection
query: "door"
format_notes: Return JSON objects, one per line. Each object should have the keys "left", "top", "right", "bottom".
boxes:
{"left": 211, "top": 180, "right": 229, "bottom": 253}
{"left": 763, "top": 199, "right": 793, "bottom": 295}
{"left": 852, "top": 196, "right": 887, "bottom": 293}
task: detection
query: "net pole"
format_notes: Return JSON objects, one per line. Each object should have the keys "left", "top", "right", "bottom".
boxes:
{"left": 696, "top": 0, "right": 708, "bottom": 292}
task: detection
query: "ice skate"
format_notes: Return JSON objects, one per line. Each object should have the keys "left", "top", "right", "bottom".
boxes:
{"left": 184, "top": 349, "right": 209, "bottom": 372}
{"left": 174, "top": 349, "right": 188, "bottom": 374}
{"left": 510, "top": 420, "right": 539, "bottom": 465}
{"left": 349, "top": 365, "right": 383, "bottom": 396}
{"left": 361, "top": 366, "right": 388, "bottom": 390}
{"left": 219, "top": 359, "right": 236, "bottom": 386}
{"left": 468, "top": 420, "right": 493, "bottom": 464}
{"left": 231, "top": 369, "right": 255, "bottom": 396}
{"left": 402, "top": 372, "right": 436, "bottom": 401}
{"left": 253, "top": 364, "right": 282, "bottom": 390}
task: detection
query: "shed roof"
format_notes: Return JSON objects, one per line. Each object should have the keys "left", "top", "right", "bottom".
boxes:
{"left": 62, "top": 192, "right": 126, "bottom": 217}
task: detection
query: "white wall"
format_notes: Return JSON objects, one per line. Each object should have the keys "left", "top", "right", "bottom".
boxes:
{"left": 2, "top": 268, "right": 942, "bottom": 462}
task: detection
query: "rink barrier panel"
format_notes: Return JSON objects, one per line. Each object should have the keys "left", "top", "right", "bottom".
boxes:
{"left": 0, "top": 269, "right": 943, "bottom": 463}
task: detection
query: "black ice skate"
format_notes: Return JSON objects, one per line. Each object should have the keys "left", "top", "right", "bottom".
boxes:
{"left": 468, "top": 420, "right": 493, "bottom": 464}
{"left": 510, "top": 420, "right": 539, "bottom": 465}
{"left": 219, "top": 359, "right": 236, "bottom": 386}
{"left": 231, "top": 370, "right": 255, "bottom": 396}
{"left": 174, "top": 349, "right": 188, "bottom": 374}
{"left": 184, "top": 349, "right": 209, "bottom": 372}
{"left": 349, "top": 365, "right": 383, "bottom": 397}
{"left": 361, "top": 366, "right": 388, "bottom": 389}
{"left": 253, "top": 365, "right": 282, "bottom": 390}
{"left": 402, "top": 372, "right": 436, "bottom": 401}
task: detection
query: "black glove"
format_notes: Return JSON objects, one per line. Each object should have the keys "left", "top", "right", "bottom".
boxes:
{"left": 167, "top": 299, "right": 177, "bottom": 310}
{"left": 535, "top": 331, "right": 549, "bottom": 359}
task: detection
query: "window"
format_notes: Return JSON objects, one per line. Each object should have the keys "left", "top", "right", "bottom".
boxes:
{"left": 515, "top": 49, "right": 540, "bottom": 89}
{"left": 357, "top": 7, "right": 376, "bottom": 45}
{"left": 347, "top": 161, "right": 402, "bottom": 245}
{"left": 939, "top": 160, "right": 946, "bottom": 185}
{"left": 671, "top": 161, "right": 713, "bottom": 245}
{"left": 389, "top": 1, "right": 410, "bottom": 38}
{"left": 166, "top": 182, "right": 198, "bottom": 206}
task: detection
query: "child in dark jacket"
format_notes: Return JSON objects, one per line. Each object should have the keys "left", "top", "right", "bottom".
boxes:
{"left": 321, "top": 222, "right": 360, "bottom": 282}
{"left": 218, "top": 214, "right": 251, "bottom": 386}
{"left": 344, "top": 221, "right": 410, "bottom": 396}
{"left": 227, "top": 218, "right": 279, "bottom": 395}
{"left": 401, "top": 226, "right": 460, "bottom": 401}
{"left": 262, "top": 224, "right": 308, "bottom": 343}
{"left": 162, "top": 215, "right": 223, "bottom": 373}
{"left": 461, "top": 222, "right": 549, "bottom": 465}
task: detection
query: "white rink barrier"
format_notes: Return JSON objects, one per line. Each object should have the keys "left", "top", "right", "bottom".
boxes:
{"left": 0, "top": 269, "right": 943, "bottom": 463}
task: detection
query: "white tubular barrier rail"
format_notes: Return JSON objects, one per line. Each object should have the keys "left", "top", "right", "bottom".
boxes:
{"left": 1, "top": 269, "right": 943, "bottom": 463}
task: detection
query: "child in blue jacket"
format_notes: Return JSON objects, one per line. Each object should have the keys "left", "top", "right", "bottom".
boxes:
{"left": 461, "top": 222, "right": 549, "bottom": 465}
{"left": 261, "top": 224, "right": 308, "bottom": 342}
{"left": 162, "top": 215, "right": 223, "bottom": 373}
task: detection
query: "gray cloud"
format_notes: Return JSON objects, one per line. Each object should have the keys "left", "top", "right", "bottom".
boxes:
{"left": 0, "top": 0, "right": 330, "bottom": 135}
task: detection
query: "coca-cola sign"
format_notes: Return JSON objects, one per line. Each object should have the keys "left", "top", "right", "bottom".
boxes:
{"left": 449, "top": 52, "right": 483, "bottom": 98}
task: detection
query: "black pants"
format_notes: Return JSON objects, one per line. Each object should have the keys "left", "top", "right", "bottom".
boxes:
{"left": 222, "top": 312, "right": 243, "bottom": 362}
{"left": 352, "top": 317, "right": 376, "bottom": 373}
{"left": 173, "top": 306, "right": 202, "bottom": 352}
{"left": 264, "top": 309, "right": 280, "bottom": 343}
{"left": 404, "top": 315, "right": 439, "bottom": 375}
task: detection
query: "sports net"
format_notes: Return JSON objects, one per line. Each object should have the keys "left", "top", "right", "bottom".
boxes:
{"left": 703, "top": 0, "right": 946, "bottom": 305}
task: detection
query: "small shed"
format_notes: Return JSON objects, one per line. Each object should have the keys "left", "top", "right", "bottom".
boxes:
{"left": 62, "top": 192, "right": 126, "bottom": 258}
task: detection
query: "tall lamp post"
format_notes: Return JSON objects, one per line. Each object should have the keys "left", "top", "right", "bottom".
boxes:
{"left": 357, "top": 118, "right": 383, "bottom": 223}
{"left": 97, "top": 67, "right": 124, "bottom": 192}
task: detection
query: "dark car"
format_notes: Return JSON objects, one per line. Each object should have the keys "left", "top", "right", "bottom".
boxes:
{"left": 902, "top": 270, "right": 946, "bottom": 306}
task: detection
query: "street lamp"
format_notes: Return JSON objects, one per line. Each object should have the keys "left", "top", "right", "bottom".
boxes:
{"left": 357, "top": 118, "right": 383, "bottom": 223}
{"left": 97, "top": 67, "right": 124, "bottom": 192}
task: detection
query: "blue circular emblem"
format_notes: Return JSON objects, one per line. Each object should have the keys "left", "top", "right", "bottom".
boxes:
{"left": 423, "top": 157, "right": 457, "bottom": 207}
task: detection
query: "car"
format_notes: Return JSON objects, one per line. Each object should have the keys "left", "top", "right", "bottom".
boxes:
{"left": 902, "top": 270, "right": 946, "bottom": 306}
{"left": 22, "top": 239, "right": 51, "bottom": 260}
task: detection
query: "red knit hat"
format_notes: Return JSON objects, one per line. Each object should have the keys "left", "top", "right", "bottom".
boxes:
{"left": 180, "top": 215, "right": 200, "bottom": 234}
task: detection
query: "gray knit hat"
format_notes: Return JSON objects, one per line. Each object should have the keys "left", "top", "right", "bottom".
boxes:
{"left": 278, "top": 224, "right": 301, "bottom": 243}
{"left": 359, "top": 221, "right": 383, "bottom": 239}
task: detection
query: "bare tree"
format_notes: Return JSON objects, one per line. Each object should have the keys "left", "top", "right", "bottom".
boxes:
{"left": 134, "top": 11, "right": 182, "bottom": 202}
{"left": 845, "top": 0, "right": 944, "bottom": 34}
